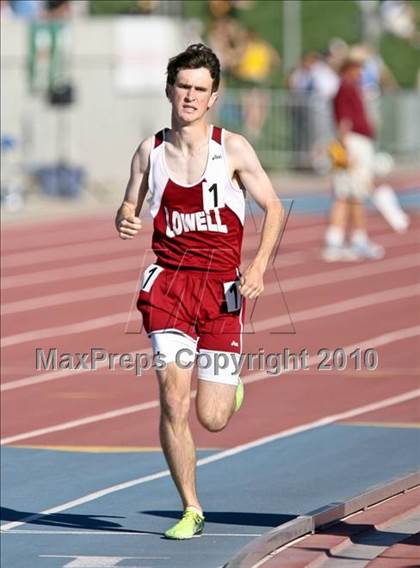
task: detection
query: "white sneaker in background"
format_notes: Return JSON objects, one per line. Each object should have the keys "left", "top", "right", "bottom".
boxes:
{"left": 322, "top": 245, "right": 358, "bottom": 262}
{"left": 351, "top": 240, "right": 385, "bottom": 260}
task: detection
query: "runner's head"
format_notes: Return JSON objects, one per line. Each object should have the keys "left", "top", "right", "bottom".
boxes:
{"left": 166, "top": 44, "right": 220, "bottom": 122}
{"left": 167, "top": 44, "right": 221, "bottom": 93}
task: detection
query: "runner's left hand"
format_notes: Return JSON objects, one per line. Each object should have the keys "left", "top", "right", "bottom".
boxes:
{"left": 239, "top": 263, "right": 264, "bottom": 299}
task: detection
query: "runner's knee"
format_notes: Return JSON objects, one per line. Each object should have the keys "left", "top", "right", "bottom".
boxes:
{"left": 160, "top": 388, "right": 190, "bottom": 423}
{"left": 197, "top": 408, "right": 230, "bottom": 432}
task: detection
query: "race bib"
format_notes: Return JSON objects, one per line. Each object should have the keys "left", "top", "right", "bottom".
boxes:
{"left": 223, "top": 279, "right": 242, "bottom": 312}
{"left": 141, "top": 264, "right": 163, "bottom": 292}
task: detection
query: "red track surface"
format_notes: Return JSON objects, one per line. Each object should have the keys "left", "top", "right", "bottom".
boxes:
{"left": 1, "top": 210, "right": 419, "bottom": 449}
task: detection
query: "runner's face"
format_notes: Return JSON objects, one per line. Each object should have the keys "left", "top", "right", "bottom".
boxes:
{"left": 168, "top": 67, "right": 218, "bottom": 123}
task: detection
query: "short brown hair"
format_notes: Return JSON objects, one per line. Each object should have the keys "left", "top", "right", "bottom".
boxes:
{"left": 340, "top": 59, "right": 362, "bottom": 74}
{"left": 166, "top": 43, "right": 221, "bottom": 92}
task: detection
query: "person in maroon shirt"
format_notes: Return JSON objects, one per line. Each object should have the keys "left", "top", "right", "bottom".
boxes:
{"left": 323, "top": 59, "right": 384, "bottom": 261}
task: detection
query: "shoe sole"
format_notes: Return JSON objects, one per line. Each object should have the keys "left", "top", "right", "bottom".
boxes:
{"left": 164, "top": 529, "right": 204, "bottom": 540}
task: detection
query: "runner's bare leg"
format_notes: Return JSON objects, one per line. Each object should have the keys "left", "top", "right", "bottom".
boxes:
{"left": 196, "top": 380, "right": 236, "bottom": 432}
{"left": 157, "top": 363, "right": 202, "bottom": 511}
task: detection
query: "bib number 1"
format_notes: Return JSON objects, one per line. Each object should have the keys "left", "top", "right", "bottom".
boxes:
{"left": 202, "top": 181, "right": 225, "bottom": 212}
{"left": 141, "top": 264, "right": 163, "bottom": 292}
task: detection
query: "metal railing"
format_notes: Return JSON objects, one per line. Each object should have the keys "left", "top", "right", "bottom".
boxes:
{"left": 216, "top": 89, "right": 420, "bottom": 170}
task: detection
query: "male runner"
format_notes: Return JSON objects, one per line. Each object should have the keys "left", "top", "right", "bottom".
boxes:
{"left": 115, "top": 44, "right": 284, "bottom": 539}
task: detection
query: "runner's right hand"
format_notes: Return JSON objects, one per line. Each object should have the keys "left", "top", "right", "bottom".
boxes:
{"left": 118, "top": 216, "right": 142, "bottom": 240}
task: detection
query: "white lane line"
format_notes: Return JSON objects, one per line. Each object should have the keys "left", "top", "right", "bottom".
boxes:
{"left": 1, "top": 238, "right": 132, "bottom": 269}
{"left": 1, "top": 226, "right": 117, "bottom": 253}
{"left": 245, "top": 324, "right": 420, "bottom": 383}
{"left": 1, "top": 530, "right": 261, "bottom": 537}
{"left": 1, "top": 249, "right": 306, "bottom": 291}
{"left": 4, "top": 248, "right": 418, "bottom": 315}
{"left": 0, "top": 202, "right": 316, "bottom": 253}
{"left": 3, "top": 247, "right": 419, "bottom": 315}
{"left": 0, "top": 399, "right": 159, "bottom": 444}
{"left": 2, "top": 281, "right": 419, "bottom": 390}
{"left": 254, "top": 283, "right": 420, "bottom": 332}
{"left": 1, "top": 386, "right": 419, "bottom": 532}
{"left": 2, "top": 324, "right": 420, "bottom": 442}
{"left": 1, "top": 313, "right": 128, "bottom": 350}
{"left": 1, "top": 282, "right": 135, "bottom": 315}
{"left": 0, "top": 218, "right": 362, "bottom": 271}
{"left": 2, "top": 247, "right": 419, "bottom": 346}
{"left": 1, "top": 255, "right": 140, "bottom": 289}
{"left": 2, "top": 220, "right": 417, "bottom": 272}
{"left": 279, "top": 253, "right": 420, "bottom": 293}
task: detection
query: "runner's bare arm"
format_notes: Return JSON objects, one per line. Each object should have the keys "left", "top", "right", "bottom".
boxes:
{"left": 115, "top": 137, "right": 153, "bottom": 240}
{"left": 226, "top": 133, "right": 284, "bottom": 299}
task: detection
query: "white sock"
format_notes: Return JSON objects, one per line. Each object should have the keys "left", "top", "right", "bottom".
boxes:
{"left": 351, "top": 229, "right": 368, "bottom": 245}
{"left": 185, "top": 506, "right": 203, "bottom": 516}
{"left": 325, "top": 226, "right": 345, "bottom": 247}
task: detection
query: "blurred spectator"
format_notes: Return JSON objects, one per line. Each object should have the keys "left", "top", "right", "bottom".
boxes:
{"left": 323, "top": 60, "right": 384, "bottom": 262}
{"left": 349, "top": 42, "right": 398, "bottom": 128}
{"left": 45, "top": 0, "right": 70, "bottom": 19}
{"left": 309, "top": 51, "right": 340, "bottom": 171}
{"left": 124, "top": 0, "right": 159, "bottom": 15}
{"left": 311, "top": 52, "right": 340, "bottom": 100}
{"left": 208, "top": 0, "right": 255, "bottom": 18}
{"left": 381, "top": 0, "right": 419, "bottom": 44}
{"left": 287, "top": 52, "right": 318, "bottom": 169}
{"left": 209, "top": 0, "right": 233, "bottom": 18}
{"left": 327, "top": 37, "right": 349, "bottom": 73}
{"left": 350, "top": 43, "right": 398, "bottom": 96}
{"left": 233, "top": 28, "right": 281, "bottom": 139}
{"left": 9, "top": 0, "right": 44, "bottom": 19}
{"left": 1, "top": 0, "right": 13, "bottom": 18}
{"left": 208, "top": 16, "right": 247, "bottom": 78}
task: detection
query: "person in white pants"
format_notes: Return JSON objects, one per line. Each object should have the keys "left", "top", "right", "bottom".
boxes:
{"left": 324, "top": 60, "right": 384, "bottom": 262}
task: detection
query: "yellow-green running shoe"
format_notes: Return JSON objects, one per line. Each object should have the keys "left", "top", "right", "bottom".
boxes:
{"left": 164, "top": 508, "right": 205, "bottom": 539}
{"left": 234, "top": 378, "right": 244, "bottom": 412}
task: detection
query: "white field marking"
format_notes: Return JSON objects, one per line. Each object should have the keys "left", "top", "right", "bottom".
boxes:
{"left": 0, "top": 251, "right": 307, "bottom": 313}
{"left": 1, "top": 276, "right": 419, "bottom": 390}
{"left": 1, "top": 313, "right": 128, "bottom": 349}
{"left": 0, "top": 216, "right": 385, "bottom": 270}
{"left": 1, "top": 386, "right": 419, "bottom": 532}
{"left": 1, "top": 255, "right": 141, "bottom": 289}
{"left": 0, "top": 220, "right": 284, "bottom": 268}
{"left": 244, "top": 324, "right": 420, "bottom": 384}
{"left": 1, "top": 343, "right": 153, "bottom": 390}
{"left": 0, "top": 225, "right": 297, "bottom": 275}
{"left": 5, "top": 250, "right": 420, "bottom": 315}
{"left": 1, "top": 238, "right": 132, "bottom": 269}
{"left": 278, "top": 253, "right": 420, "bottom": 293}
{"left": 3, "top": 530, "right": 261, "bottom": 537}
{"left": 2, "top": 224, "right": 419, "bottom": 311}
{"left": 2, "top": 324, "right": 420, "bottom": 443}
{"left": 3, "top": 249, "right": 418, "bottom": 315}
{"left": 2, "top": 211, "right": 417, "bottom": 268}
{"left": 253, "top": 283, "right": 420, "bottom": 332}
{"left": 1, "top": 224, "right": 117, "bottom": 253}
{"left": 1, "top": 281, "right": 135, "bottom": 315}
{"left": 0, "top": 201, "right": 315, "bottom": 253}
{"left": 2, "top": 244, "right": 419, "bottom": 344}
{"left": 3, "top": 221, "right": 420, "bottom": 292}
{"left": 1, "top": 250, "right": 307, "bottom": 291}
{"left": 0, "top": 399, "right": 160, "bottom": 444}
